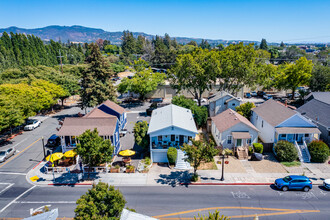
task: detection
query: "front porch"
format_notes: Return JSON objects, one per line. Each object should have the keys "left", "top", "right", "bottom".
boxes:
{"left": 151, "top": 134, "right": 193, "bottom": 150}
{"left": 275, "top": 127, "right": 320, "bottom": 145}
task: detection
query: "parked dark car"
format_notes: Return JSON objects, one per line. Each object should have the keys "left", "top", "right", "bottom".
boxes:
{"left": 47, "top": 134, "right": 61, "bottom": 148}
{"left": 122, "top": 97, "right": 142, "bottom": 104}
{"left": 150, "top": 98, "right": 163, "bottom": 103}
{"left": 245, "top": 93, "right": 251, "bottom": 98}
{"left": 146, "top": 103, "right": 158, "bottom": 116}
{"left": 274, "top": 175, "right": 312, "bottom": 192}
{"left": 257, "top": 91, "right": 266, "bottom": 97}
{"left": 251, "top": 91, "right": 257, "bottom": 97}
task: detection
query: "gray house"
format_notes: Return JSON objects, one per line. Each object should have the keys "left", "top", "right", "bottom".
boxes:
{"left": 208, "top": 91, "right": 242, "bottom": 117}
{"left": 297, "top": 92, "right": 330, "bottom": 145}
{"left": 211, "top": 109, "right": 259, "bottom": 150}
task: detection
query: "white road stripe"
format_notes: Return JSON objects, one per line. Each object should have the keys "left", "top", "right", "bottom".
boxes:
{"left": 0, "top": 172, "right": 27, "bottom": 175}
{"left": 0, "top": 185, "right": 36, "bottom": 214}
{"left": 11, "top": 137, "right": 29, "bottom": 148}
{"left": 14, "top": 201, "right": 76, "bottom": 204}
{"left": 0, "top": 183, "right": 14, "bottom": 194}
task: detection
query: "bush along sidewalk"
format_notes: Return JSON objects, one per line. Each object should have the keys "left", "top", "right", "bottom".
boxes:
{"left": 308, "top": 140, "right": 330, "bottom": 163}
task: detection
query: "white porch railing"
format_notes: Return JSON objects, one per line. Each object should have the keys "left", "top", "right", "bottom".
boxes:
{"left": 302, "top": 140, "right": 311, "bottom": 162}
{"left": 294, "top": 141, "right": 303, "bottom": 162}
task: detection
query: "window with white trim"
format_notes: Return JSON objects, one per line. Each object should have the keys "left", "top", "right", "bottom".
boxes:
{"left": 227, "top": 135, "right": 232, "bottom": 144}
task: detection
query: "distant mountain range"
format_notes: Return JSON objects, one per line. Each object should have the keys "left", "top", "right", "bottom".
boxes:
{"left": 0, "top": 25, "right": 259, "bottom": 45}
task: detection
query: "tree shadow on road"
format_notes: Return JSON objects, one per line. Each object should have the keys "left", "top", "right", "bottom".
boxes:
{"left": 156, "top": 171, "right": 191, "bottom": 187}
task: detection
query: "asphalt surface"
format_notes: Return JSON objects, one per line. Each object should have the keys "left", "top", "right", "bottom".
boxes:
{"left": 0, "top": 185, "right": 329, "bottom": 219}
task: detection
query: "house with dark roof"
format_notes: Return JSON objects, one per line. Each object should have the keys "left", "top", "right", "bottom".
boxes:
{"left": 147, "top": 104, "right": 198, "bottom": 163}
{"left": 211, "top": 109, "right": 259, "bottom": 150}
{"left": 305, "top": 92, "right": 330, "bottom": 105}
{"left": 251, "top": 99, "right": 321, "bottom": 162}
{"left": 85, "top": 100, "right": 127, "bottom": 130}
{"left": 208, "top": 91, "right": 242, "bottom": 117}
{"left": 57, "top": 100, "right": 123, "bottom": 155}
{"left": 297, "top": 92, "right": 330, "bottom": 145}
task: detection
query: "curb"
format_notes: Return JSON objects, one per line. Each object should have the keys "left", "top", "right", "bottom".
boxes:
{"left": 48, "top": 183, "right": 93, "bottom": 186}
{"left": 180, "top": 182, "right": 273, "bottom": 186}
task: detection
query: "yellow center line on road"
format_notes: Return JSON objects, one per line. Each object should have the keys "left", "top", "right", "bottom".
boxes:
{"left": 153, "top": 206, "right": 320, "bottom": 219}
{"left": 0, "top": 137, "right": 41, "bottom": 169}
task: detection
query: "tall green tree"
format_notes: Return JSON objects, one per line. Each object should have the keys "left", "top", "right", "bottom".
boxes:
{"left": 169, "top": 48, "right": 221, "bottom": 106}
{"left": 260, "top": 38, "right": 268, "bottom": 50}
{"left": 275, "top": 57, "right": 313, "bottom": 99}
{"left": 76, "top": 129, "right": 114, "bottom": 179}
{"left": 181, "top": 139, "right": 218, "bottom": 177}
{"left": 118, "top": 59, "right": 165, "bottom": 100}
{"left": 121, "top": 30, "right": 136, "bottom": 57}
{"left": 309, "top": 65, "right": 330, "bottom": 92}
{"left": 74, "top": 182, "right": 126, "bottom": 220}
{"left": 80, "top": 43, "right": 116, "bottom": 109}
{"left": 133, "top": 121, "right": 149, "bottom": 150}
{"left": 218, "top": 43, "right": 258, "bottom": 94}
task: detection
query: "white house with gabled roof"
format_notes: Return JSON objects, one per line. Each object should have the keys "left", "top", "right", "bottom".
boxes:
{"left": 147, "top": 104, "right": 198, "bottom": 163}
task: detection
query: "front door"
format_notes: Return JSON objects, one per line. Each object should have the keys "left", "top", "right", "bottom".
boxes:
{"left": 179, "top": 135, "right": 184, "bottom": 145}
{"left": 236, "top": 139, "right": 242, "bottom": 147}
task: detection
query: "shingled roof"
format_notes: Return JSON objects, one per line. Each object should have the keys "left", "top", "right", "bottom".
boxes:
{"left": 211, "top": 109, "right": 258, "bottom": 133}
{"left": 57, "top": 117, "right": 117, "bottom": 136}
{"left": 252, "top": 99, "right": 296, "bottom": 127}
{"left": 102, "top": 100, "right": 125, "bottom": 115}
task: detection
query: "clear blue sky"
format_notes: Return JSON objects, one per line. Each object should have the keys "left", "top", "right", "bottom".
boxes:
{"left": 1, "top": 0, "right": 330, "bottom": 43}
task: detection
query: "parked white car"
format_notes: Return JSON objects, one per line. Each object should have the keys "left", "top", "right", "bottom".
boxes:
{"left": 0, "top": 147, "right": 16, "bottom": 162}
{"left": 24, "top": 120, "right": 41, "bottom": 131}
{"left": 324, "top": 179, "right": 330, "bottom": 190}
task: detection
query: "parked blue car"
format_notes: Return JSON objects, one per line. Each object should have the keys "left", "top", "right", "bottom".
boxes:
{"left": 275, "top": 175, "right": 312, "bottom": 192}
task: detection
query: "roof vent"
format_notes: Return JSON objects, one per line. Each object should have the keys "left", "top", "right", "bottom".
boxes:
{"left": 234, "top": 118, "right": 237, "bottom": 120}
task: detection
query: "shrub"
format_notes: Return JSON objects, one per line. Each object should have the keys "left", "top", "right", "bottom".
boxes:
{"left": 191, "top": 173, "right": 199, "bottom": 182}
{"left": 248, "top": 146, "right": 254, "bottom": 156}
{"left": 167, "top": 147, "right": 177, "bottom": 165}
{"left": 308, "top": 140, "right": 330, "bottom": 163}
{"left": 253, "top": 143, "right": 263, "bottom": 154}
{"left": 223, "top": 148, "right": 233, "bottom": 156}
{"left": 144, "top": 157, "right": 151, "bottom": 165}
{"left": 274, "top": 141, "right": 298, "bottom": 162}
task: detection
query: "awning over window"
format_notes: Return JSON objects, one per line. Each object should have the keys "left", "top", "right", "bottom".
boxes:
{"left": 231, "top": 132, "right": 251, "bottom": 139}
{"left": 275, "top": 127, "right": 321, "bottom": 134}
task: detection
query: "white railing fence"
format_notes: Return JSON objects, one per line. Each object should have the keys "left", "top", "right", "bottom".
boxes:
{"left": 294, "top": 141, "right": 303, "bottom": 162}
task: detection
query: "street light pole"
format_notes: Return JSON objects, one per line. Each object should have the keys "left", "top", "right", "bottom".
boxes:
{"left": 41, "top": 137, "right": 46, "bottom": 158}
{"left": 220, "top": 153, "right": 225, "bottom": 181}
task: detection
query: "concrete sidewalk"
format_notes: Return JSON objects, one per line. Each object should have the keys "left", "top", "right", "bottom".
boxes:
{"left": 27, "top": 161, "right": 330, "bottom": 186}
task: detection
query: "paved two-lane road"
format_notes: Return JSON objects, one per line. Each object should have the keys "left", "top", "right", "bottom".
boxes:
{"left": 1, "top": 185, "right": 329, "bottom": 219}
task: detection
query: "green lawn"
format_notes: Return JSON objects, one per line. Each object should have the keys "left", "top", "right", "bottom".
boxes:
{"left": 281, "top": 161, "right": 301, "bottom": 167}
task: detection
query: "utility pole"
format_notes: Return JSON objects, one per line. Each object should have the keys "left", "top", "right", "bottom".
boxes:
{"left": 57, "top": 50, "right": 64, "bottom": 74}
{"left": 41, "top": 137, "right": 46, "bottom": 158}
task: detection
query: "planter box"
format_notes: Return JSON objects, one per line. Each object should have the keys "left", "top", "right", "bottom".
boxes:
{"left": 126, "top": 169, "right": 135, "bottom": 173}
{"left": 110, "top": 168, "right": 119, "bottom": 173}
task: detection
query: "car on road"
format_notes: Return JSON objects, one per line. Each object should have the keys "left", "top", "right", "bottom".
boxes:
{"left": 150, "top": 98, "right": 163, "bottom": 103}
{"left": 245, "top": 93, "right": 251, "bottom": 98}
{"left": 111, "top": 76, "right": 121, "bottom": 81}
{"left": 257, "top": 91, "right": 266, "bottom": 97}
{"left": 251, "top": 91, "right": 257, "bottom": 97}
{"left": 263, "top": 94, "right": 273, "bottom": 100}
{"left": 323, "top": 179, "right": 330, "bottom": 190}
{"left": 0, "top": 147, "right": 16, "bottom": 162}
{"left": 24, "top": 119, "right": 41, "bottom": 131}
{"left": 275, "top": 175, "right": 312, "bottom": 192}
{"left": 47, "top": 134, "right": 61, "bottom": 148}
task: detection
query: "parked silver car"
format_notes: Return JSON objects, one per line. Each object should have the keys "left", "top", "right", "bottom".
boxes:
{"left": 0, "top": 147, "right": 16, "bottom": 162}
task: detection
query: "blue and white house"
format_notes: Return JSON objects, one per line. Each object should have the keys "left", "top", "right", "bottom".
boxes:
{"left": 85, "top": 100, "right": 127, "bottom": 130}
{"left": 147, "top": 104, "right": 198, "bottom": 163}
{"left": 251, "top": 99, "right": 320, "bottom": 162}
{"left": 208, "top": 91, "right": 242, "bottom": 117}
{"left": 58, "top": 116, "right": 121, "bottom": 155}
